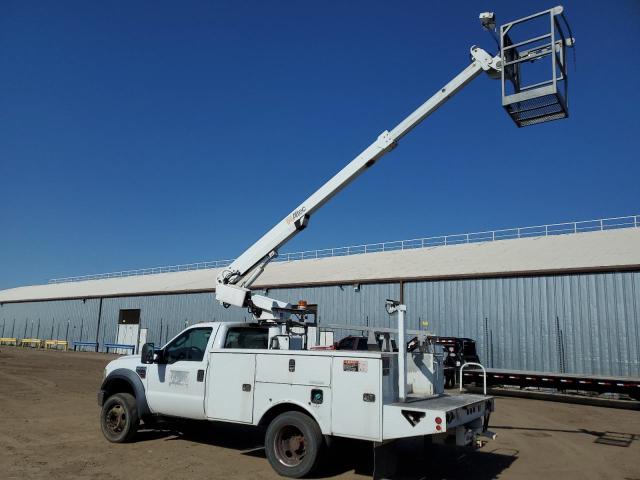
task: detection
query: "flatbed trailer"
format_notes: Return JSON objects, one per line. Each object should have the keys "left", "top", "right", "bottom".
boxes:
{"left": 461, "top": 367, "right": 640, "bottom": 400}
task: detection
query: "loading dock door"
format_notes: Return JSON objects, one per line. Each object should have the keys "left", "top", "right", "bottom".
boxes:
{"left": 116, "top": 309, "right": 140, "bottom": 354}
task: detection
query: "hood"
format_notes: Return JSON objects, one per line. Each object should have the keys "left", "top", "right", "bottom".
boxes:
{"left": 105, "top": 354, "right": 142, "bottom": 376}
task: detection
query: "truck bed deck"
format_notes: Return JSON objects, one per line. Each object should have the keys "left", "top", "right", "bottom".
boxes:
{"left": 382, "top": 393, "right": 493, "bottom": 439}
{"left": 394, "top": 393, "right": 489, "bottom": 410}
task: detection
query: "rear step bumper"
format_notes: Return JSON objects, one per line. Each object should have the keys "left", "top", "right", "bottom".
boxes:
{"left": 382, "top": 393, "right": 494, "bottom": 441}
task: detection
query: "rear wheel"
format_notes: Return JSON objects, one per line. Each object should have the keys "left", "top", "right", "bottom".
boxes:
{"left": 265, "top": 411, "right": 323, "bottom": 478}
{"left": 100, "top": 393, "right": 139, "bottom": 443}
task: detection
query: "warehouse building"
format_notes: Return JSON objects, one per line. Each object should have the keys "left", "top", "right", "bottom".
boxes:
{"left": 1, "top": 224, "right": 639, "bottom": 378}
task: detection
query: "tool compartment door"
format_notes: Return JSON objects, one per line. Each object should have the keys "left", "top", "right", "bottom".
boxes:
{"left": 331, "top": 356, "right": 382, "bottom": 441}
{"left": 205, "top": 352, "right": 256, "bottom": 423}
{"left": 255, "top": 353, "right": 331, "bottom": 386}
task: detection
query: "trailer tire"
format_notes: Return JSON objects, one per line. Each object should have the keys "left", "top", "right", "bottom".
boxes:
{"left": 100, "top": 393, "right": 139, "bottom": 443}
{"left": 265, "top": 411, "right": 323, "bottom": 478}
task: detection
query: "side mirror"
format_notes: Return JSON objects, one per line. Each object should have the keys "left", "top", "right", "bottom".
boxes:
{"left": 141, "top": 343, "right": 155, "bottom": 364}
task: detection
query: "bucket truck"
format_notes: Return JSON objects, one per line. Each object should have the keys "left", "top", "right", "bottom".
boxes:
{"left": 98, "top": 6, "right": 574, "bottom": 478}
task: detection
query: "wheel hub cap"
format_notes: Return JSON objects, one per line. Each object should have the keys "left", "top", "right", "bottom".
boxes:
{"left": 106, "top": 404, "right": 127, "bottom": 434}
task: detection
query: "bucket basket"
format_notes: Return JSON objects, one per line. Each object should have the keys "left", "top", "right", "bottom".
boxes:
{"left": 500, "top": 6, "right": 574, "bottom": 127}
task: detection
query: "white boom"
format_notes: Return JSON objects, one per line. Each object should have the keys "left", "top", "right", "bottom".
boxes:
{"left": 216, "top": 46, "right": 500, "bottom": 320}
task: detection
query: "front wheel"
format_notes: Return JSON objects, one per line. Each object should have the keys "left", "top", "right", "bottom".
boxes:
{"left": 265, "top": 411, "right": 323, "bottom": 478}
{"left": 100, "top": 393, "right": 139, "bottom": 443}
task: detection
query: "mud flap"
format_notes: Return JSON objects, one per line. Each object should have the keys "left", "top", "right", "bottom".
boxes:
{"left": 373, "top": 441, "right": 398, "bottom": 480}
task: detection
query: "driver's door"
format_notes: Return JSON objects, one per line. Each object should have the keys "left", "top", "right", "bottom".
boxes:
{"left": 145, "top": 326, "right": 212, "bottom": 419}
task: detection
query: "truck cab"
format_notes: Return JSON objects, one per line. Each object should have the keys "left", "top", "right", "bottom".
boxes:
{"left": 102, "top": 322, "right": 260, "bottom": 420}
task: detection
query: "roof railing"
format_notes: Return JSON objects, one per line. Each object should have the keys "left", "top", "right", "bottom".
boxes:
{"left": 48, "top": 214, "right": 639, "bottom": 284}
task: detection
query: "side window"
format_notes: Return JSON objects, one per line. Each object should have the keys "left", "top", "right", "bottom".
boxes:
{"left": 224, "top": 327, "right": 269, "bottom": 349}
{"left": 164, "top": 327, "right": 212, "bottom": 364}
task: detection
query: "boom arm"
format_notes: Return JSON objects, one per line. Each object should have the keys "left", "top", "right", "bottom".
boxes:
{"left": 216, "top": 46, "right": 500, "bottom": 320}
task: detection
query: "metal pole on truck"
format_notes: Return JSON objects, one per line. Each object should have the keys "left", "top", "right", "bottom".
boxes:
{"left": 385, "top": 300, "right": 408, "bottom": 402}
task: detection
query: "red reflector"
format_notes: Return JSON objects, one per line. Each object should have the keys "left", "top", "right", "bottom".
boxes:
{"left": 435, "top": 417, "right": 442, "bottom": 425}
{"left": 436, "top": 425, "right": 442, "bottom": 431}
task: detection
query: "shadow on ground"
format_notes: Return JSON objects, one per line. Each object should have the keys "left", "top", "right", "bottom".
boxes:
{"left": 492, "top": 425, "right": 640, "bottom": 448}
{"left": 136, "top": 420, "right": 517, "bottom": 479}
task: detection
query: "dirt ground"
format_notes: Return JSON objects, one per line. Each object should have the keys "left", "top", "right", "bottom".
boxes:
{"left": 0, "top": 347, "right": 638, "bottom": 480}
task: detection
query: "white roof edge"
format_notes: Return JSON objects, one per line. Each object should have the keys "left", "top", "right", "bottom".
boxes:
{"left": 1, "top": 228, "right": 639, "bottom": 303}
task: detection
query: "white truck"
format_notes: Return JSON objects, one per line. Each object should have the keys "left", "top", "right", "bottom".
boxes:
{"left": 98, "top": 6, "right": 573, "bottom": 477}
{"left": 100, "top": 320, "right": 493, "bottom": 476}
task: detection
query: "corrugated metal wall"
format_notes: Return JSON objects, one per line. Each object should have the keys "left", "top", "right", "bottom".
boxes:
{"left": 0, "top": 299, "right": 101, "bottom": 346}
{"left": 404, "top": 272, "right": 640, "bottom": 377}
{"left": 1, "top": 271, "right": 638, "bottom": 377}
{"left": 96, "top": 293, "right": 246, "bottom": 348}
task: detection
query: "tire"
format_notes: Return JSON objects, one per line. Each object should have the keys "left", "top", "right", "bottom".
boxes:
{"left": 265, "top": 411, "right": 323, "bottom": 478}
{"left": 100, "top": 393, "right": 139, "bottom": 443}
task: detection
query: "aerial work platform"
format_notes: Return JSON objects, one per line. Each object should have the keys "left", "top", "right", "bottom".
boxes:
{"left": 497, "top": 6, "right": 574, "bottom": 127}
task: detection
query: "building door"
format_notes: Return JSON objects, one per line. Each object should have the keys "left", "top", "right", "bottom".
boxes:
{"left": 116, "top": 309, "right": 140, "bottom": 354}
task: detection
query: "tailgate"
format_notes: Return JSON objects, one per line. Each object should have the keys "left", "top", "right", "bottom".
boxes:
{"left": 382, "top": 394, "right": 493, "bottom": 440}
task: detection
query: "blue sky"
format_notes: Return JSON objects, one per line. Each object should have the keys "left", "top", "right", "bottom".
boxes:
{"left": 1, "top": 0, "right": 638, "bottom": 289}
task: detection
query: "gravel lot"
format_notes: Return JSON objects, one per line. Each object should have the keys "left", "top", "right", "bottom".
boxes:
{"left": 0, "top": 347, "right": 638, "bottom": 479}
